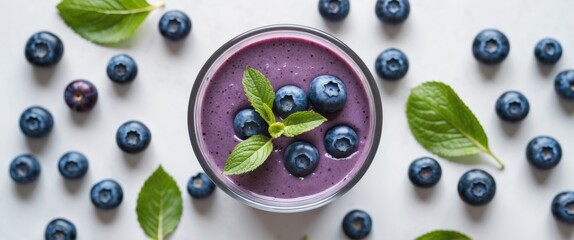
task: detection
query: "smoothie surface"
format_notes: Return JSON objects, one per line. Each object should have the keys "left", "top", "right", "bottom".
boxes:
{"left": 199, "top": 36, "right": 372, "bottom": 199}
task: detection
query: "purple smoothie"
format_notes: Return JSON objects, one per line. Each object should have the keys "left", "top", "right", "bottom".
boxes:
{"left": 199, "top": 36, "right": 372, "bottom": 200}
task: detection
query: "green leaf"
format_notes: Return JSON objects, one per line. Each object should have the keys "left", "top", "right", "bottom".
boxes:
{"left": 406, "top": 81, "right": 504, "bottom": 169}
{"left": 224, "top": 135, "right": 273, "bottom": 175}
{"left": 283, "top": 111, "right": 327, "bottom": 137}
{"left": 415, "top": 230, "right": 472, "bottom": 240}
{"left": 242, "top": 66, "right": 276, "bottom": 124}
{"left": 268, "top": 122, "right": 285, "bottom": 139}
{"left": 136, "top": 165, "right": 183, "bottom": 240}
{"left": 56, "top": 0, "right": 164, "bottom": 45}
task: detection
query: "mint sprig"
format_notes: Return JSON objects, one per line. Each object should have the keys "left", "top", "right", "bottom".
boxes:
{"left": 406, "top": 81, "right": 504, "bottom": 169}
{"left": 415, "top": 229, "right": 472, "bottom": 240}
{"left": 56, "top": 0, "right": 164, "bottom": 45}
{"left": 223, "top": 67, "right": 327, "bottom": 175}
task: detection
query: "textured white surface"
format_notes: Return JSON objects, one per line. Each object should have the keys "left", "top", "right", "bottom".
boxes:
{"left": 1, "top": 0, "right": 574, "bottom": 239}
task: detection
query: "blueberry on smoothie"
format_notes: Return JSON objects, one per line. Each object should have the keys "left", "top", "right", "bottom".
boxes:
{"left": 116, "top": 120, "right": 152, "bottom": 154}
{"left": 90, "top": 179, "right": 123, "bottom": 210}
{"left": 9, "top": 154, "right": 41, "bottom": 184}
{"left": 342, "top": 209, "right": 372, "bottom": 239}
{"left": 309, "top": 75, "right": 347, "bottom": 113}
{"left": 408, "top": 157, "right": 442, "bottom": 188}
{"left": 552, "top": 191, "right": 574, "bottom": 225}
{"left": 554, "top": 70, "right": 574, "bottom": 100}
{"left": 233, "top": 109, "right": 268, "bottom": 139}
{"left": 58, "top": 151, "right": 89, "bottom": 180}
{"left": 495, "top": 91, "right": 529, "bottom": 122}
{"left": 526, "top": 136, "right": 562, "bottom": 170}
{"left": 107, "top": 54, "right": 138, "bottom": 84}
{"left": 318, "top": 0, "right": 350, "bottom": 22}
{"left": 284, "top": 141, "right": 319, "bottom": 177}
{"left": 45, "top": 218, "right": 77, "bottom": 240}
{"left": 457, "top": 169, "right": 496, "bottom": 206}
{"left": 375, "top": 48, "right": 409, "bottom": 80}
{"left": 159, "top": 10, "right": 192, "bottom": 41}
{"left": 472, "top": 29, "right": 510, "bottom": 65}
{"left": 274, "top": 85, "right": 308, "bottom": 119}
{"left": 375, "top": 0, "right": 410, "bottom": 24}
{"left": 19, "top": 106, "right": 54, "bottom": 138}
{"left": 64, "top": 79, "right": 98, "bottom": 112}
{"left": 187, "top": 172, "right": 216, "bottom": 199}
{"left": 534, "top": 38, "right": 562, "bottom": 65}
{"left": 324, "top": 125, "right": 358, "bottom": 158}
{"left": 24, "top": 31, "right": 64, "bottom": 67}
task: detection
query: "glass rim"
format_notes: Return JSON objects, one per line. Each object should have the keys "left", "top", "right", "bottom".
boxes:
{"left": 187, "top": 24, "right": 383, "bottom": 213}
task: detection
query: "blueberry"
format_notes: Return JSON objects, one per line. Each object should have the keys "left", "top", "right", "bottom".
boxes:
{"left": 274, "top": 85, "right": 308, "bottom": 119}
{"left": 9, "top": 154, "right": 41, "bottom": 184}
{"left": 64, "top": 80, "right": 98, "bottom": 112}
{"left": 19, "top": 106, "right": 54, "bottom": 138}
{"left": 472, "top": 29, "right": 510, "bottom": 65}
{"left": 375, "top": 48, "right": 409, "bottom": 80}
{"left": 375, "top": 0, "right": 410, "bottom": 24}
{"left": 90, "top": 179, "right": 123, "bottom": 210}
{"left": 187, "top": 172, "right": 216, "bottom": 199}
{"left": 309, "top": 75, "right": 347, "bottom": 113}
{"left": 526, "top": 136, "right": 562, "bottom": 170}
{"left": 58, "top": 151, "right": 89, "bottom": 180}
{"left": 534, "top": 38, "right": 562, "bottom": 65}
{"left": 495, "top": 91, "right": 530, "bottom": 122}
{"left": 554, "top": 70, "right": 574, "bottom": 101}
{"left": 457, "top": 169, "right": 496, "bottom": 206}
{"left": 159, "top": 10, "right": 192, "bottom": 41}
{"left": 408, "top": 157, "right": 442, "bottom": 188}
{"left": 318, "top": 0, "right": 350, "bottom": 22}
{"left": 116, "top": 120, "right": 152, "bottom": 154}
{"left": 552, "top": 191, "right": 574, "bottom": 225}
{"left": 45, "top": 218, "right": 77, "bottom": 240}
{"left": 284, "top": 141, "right": 319, "bottom": 177}
{"left": 24, "top": 31, "right": 63, "bottom": 67}
{"left": 107, "top": 54, "right": 138, "bottom": 84}
{"left": 324, "top": 125, "right": 358, "bottom": 158}
{"left": 342, "top": 209, "right": 372, "bottom": 239}
{"left": 233, "top": 109, "right": 268, "bottom": 139}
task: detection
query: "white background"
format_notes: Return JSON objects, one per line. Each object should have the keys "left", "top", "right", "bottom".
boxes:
{"left": 1, "top": 0, "right": 574, "bottom": 239}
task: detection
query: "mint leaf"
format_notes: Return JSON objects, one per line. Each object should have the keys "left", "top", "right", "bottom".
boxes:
{"left": 56, "top": 0, "right": 164, "bottom": 45}
{"left": 268, "top": 122, "right": 285, "bottom": 139}
{"left": 136, "top": 165, "right": 182, "bottom": 240}
{"left": 416, "top": 230, "right": 472, "bottom": 240}
{"left": 224, "top": 135, "right": 273, "bottom": 175}
{"left": 243, "top": 66, "right": 275, "bottom": 124}
{"left": 406, "top": 81, "right": 504, "bottom": 169}
{"left": 283, "top": 111, "right": 327, "bottom": 137}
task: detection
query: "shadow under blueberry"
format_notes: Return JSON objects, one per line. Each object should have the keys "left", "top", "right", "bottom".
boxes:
{"left": 70, "top": 110, "right": 92, "bottom": 126}
{"left": 529, "top": 165, "right": 552, "bottom": 185}
{"left": 556, "top": 219, "right": 574, "bottom": 238}
{"left": 25, "top": 135, "right": 51, "bottom": 154}
{"left": 499, "top": 120, "right": 521, "bottom": 137}
{"left": 191, "top": 192, "right": 217, "bottom": 215}
{"left": 323, "top": 20, "right": 344, "bottom": 33}
{"left": 380, "top": 22, "right": 404, "bottom": 39}
{"left": 94, "top": 207, "right": 119, "bottom": 224}
{"left": 249, "top": 203, "right": 325, "bottom": 238}
{"left": 164, "top": 38, "right": 187, "bottom": 55}
{"left": 557, "top": 95, "right": 574, "bottom": 115}
{"left": 379, "top": 78, "right": 403, "bottom": 95}
{"left": 413, "top": 186, "right": 434, "bottom": 201}
{"left": 537, "top": 61, "right": 555, "bottom": 77}
{"left": 63, "top": 177, "right": 86, "bottom": 194}
{"left": 464, "top": 204, "right": 488, "bottom": 221}
{"left": 13, "top": 180, "right": 39, "bottom": 199}
{"left": 122, "top": 152, "right": 144, "bottom": 168}
{"left": 33, "top": 66, "right": 57, "bottom": 86}
{"left": 477, "top": 63, "right": 501, "bottom": 80}
{"left": 113, "top": 82, "right": 133, "bottom": 97}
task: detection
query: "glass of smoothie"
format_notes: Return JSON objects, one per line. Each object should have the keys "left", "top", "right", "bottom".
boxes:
{"left": 188, "top": 25, "right": 382, "bottom": 212}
